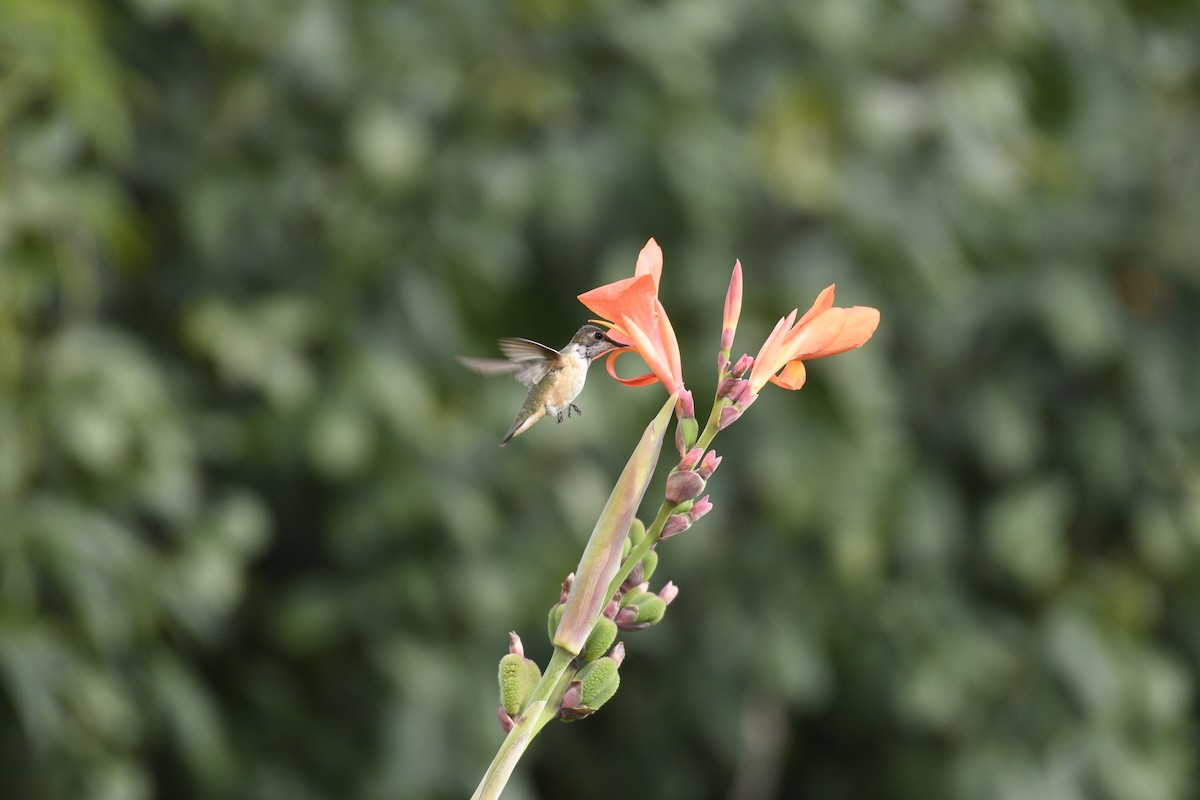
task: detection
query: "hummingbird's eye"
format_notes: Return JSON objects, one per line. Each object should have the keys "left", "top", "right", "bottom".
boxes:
{"left": 593, "top": 331, "right": 604, "bottom": 340}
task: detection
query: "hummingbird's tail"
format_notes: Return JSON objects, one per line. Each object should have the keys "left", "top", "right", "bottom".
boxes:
{"left": 500, "top": 407, "right": 543, "bottom": 445}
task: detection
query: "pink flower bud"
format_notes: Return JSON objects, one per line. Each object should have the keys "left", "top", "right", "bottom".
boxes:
{"left": 508, "top": 631, "right": 525, "bottom": 657}
{"left": 561, "top": 682, "right": 582, "bottom": 712}
{"left": 688, "top": 495, "right": 713, "bottom": 522}
{"left": 603, "top": 598, "right": 621, "bottom": 619}
{"left": 610, "top": 642, "right": 626, "bottom": 667}
{"left": 717, "top": 352, "right": 730, "bottom": 374}
{"left": 720, "top": 327, "right": 734, "bottom": 352}
{"left": 665, "top": 470, "right": 706, "bottom": 505}
{"left": 658, "top": 581, "right": 679, "bottom": 605}
{"left": 498, "top": 704, "right": 515, "bottom": 733}
{"left": 698, "top": 451, "right": 721, "bottom": 480}
{"left": 560, "top": 573, "right": 575, "bottom": 603}
{"left": 615, "top": 605, "right": 639, "bottom": 626}
{"left": 660, "top": 514, "right": 691, "bottom": 539}
{"left": 718, "top": 405, "right": 741, "bottom": 430}
{"left": 732, "top": 354, "right": 754, "bottom": 378}
{"left": 675, "top": 389, "right": 695, "bottom": 421}
{"left": 679, "top": 447, "right": 703, "bottom": 471}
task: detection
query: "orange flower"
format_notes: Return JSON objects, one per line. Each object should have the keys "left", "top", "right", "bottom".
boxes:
{"left": 577, "top": 238, "right": 685, "bottom": 394}
{"left": 748, "top": 285, "right": 880, "bottom": 394}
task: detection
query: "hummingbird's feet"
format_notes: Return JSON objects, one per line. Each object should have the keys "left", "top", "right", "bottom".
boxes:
{"left": 569, "top": 403, "right": 582, "bottom": 417}
{"left": 556, "top": 411, "right": 564, "bottom": 423}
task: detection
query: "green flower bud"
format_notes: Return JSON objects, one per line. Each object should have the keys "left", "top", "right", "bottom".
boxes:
{"left": 498, "top": 653, "right": 541, "bottom": 716}
{"left": 677, "top": 417, "right": 699, "bottom": 452}
{"left": 581, "top": 617, "right": 618, "bottom": 662}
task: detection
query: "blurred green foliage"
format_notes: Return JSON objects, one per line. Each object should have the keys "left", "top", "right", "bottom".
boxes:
{"left": 3, "top": 0, "right": 1200, "bottom": 798}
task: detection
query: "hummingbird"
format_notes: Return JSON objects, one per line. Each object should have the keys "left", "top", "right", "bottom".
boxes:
{"left": 458, "top": 324, "right": 623, "bottom": 445}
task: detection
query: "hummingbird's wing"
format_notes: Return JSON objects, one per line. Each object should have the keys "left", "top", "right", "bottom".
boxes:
{"left": 497, "top": 338, "right": 562, "bottom": 362}
{"left": 458, "top": 338, "right": 565, "bottom": 389}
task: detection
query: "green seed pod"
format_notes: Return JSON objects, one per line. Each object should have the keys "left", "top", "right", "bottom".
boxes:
{"left": 627, "top": 517, "right": 646, "bottom": 547}
{"left": 547, "top": 603, "right": 565, "bottom": 641}
{"left": 498, "top": 653, "right": 541, "bottom": 716}
{"left": 640, "top": 550, "right": 659, "bottom": 583}
{"left": 634, "top": 595, "right": 667, "bottom": 625}
{"left": 580, "top": 617, "right": 617, "bottom": 662}
{"left": 577, "top": 656, "right": 620, "bottom": 710}
{"left": 620, "top": 586, "right": 648, "bottom": 608}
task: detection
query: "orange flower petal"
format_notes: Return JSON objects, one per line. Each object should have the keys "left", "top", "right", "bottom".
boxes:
{"left": 770, "top": 360, "right": 807, "bottom": 390}
{"left": 634, "top": 238, "right": 663, "bottom": 287}
{"left": 604, "top": 350, "right": 661, "bottom": 386}
{"left": 578, "top": 274, "right": 657, "bottom": 326}
{"left": 804, "top": 306, "right": 880, "bottom": 359}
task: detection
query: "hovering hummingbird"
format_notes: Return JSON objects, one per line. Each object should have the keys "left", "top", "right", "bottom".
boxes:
{"left": 458, "top": 324, "right": 623, "bottom": 445}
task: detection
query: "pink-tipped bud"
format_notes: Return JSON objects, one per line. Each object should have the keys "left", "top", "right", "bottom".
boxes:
{"left": 508, "top": 631, "right": 525, "bottom": 658}
{"left": 720, "top": 327, "right": 734, "bottom": 352}
{"left": 624, "top": 560, "right": 644, "bottom": 588}
{"left": 679, "top": 447, "right": 703, "bottom": 471}
{"left": 718, "top": 405, "right": 741, "bottom": 430}
{"left": 731, "top": 354, "right": 753, "bottom": 378}
{"left": 603, "top": 598, "right": 621, "bottom": 619}
{"left": 498, "top": 704, "right": 515, "bottom": 733}
{"left": 698, "top": 451, "right": 721, "bottom": 480}
{"left": 660, "top": 514, "right": 691, "bottom": 539}
{"left": 560, "top": 573, "right": 575, "bottom": 604}
{"left": 675, "top": 389, "right": 695, "bottom": 421}
{"left": 723, "top": 262, "right": 743, "bottom": 344}
{"left": 561, "top": 682, "right": 583, "bottom": 712}
{"left": 658, "top": 581, "right": 679, "bottom": 605}
{"left": 688, "top": 495, "right": 713, "bottom": 522}
{"left": 716, "top": 377, "right": 738, "bottom": 399}
{"left": 615, "top": 605, "right": 639, "bottom": 627}
{"left": 717, "top": 352, "right": 730, "bottom": 375}
{"left": 728, "top": 380, "right": 753, "bottom": 407}
{"left": 665, "top": 469, "right": 706, "bottom": 505}
{"left": 610, "top": 642, "right": 626, "bottom": 667}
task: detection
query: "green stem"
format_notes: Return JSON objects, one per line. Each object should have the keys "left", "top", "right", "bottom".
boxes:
{"left": 605, "top": 501, "right": 673, "bottom": 600}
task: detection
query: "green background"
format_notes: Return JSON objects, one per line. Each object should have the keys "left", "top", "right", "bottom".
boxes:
{"left": 3, "top": 0, "right": 1199, "bottom": 798}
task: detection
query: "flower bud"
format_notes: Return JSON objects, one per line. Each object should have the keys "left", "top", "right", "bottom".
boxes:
{"left": 718, "top": 405, "right": 741, "bottom": 430}
{"left": 678, "top": 447, "right": 704, "bottom": 471}
{"left": 624, "top": 559, "right": 644, "bottom": 587}
{"left": 698, "top": 451, "right": 721, "bottom": 480}
{"left": 720, "top": 327, "right": 735, "bottom": 352}
{"left": 498, "top": 704, "right": 515, "bottom": 733}
{"left": 660, "top": 514, "right": 691, "bottom": 539}
{"left": 498, "top": 652, "right": 542, "bottom": 716}
{"left": 665, "top": 469, "right": 706, "bottom": 505}
{"left": 688, "top": 495, "right": 713, "bottom": 523}
{"left": 675, "top": 418, "right": 699, "bottom": 455}
{"left": 581, "top": 617, "right": 618, "bottom": 662}
{"left": 658, "top": 581, "right": 679, "bottom": 605}
{"left": 507, "top": 631, "right": 526, "bottom": 658}
{"left": 731, "top": 354, "right": 753, "bottom": 378}
{"left": 717, "top": 352, "right": 730, "bottom": 375}
{"left": 559, "top": 573, "right": 575, "bottom": 604}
